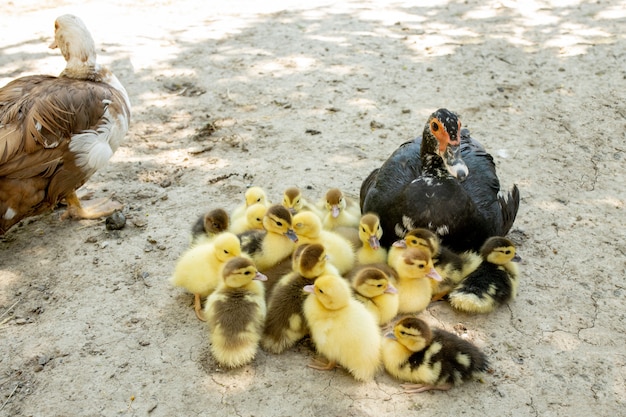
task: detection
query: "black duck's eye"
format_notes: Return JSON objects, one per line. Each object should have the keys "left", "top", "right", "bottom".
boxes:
{"left": 431, "top": 121, "right": 439, "bottom": 132}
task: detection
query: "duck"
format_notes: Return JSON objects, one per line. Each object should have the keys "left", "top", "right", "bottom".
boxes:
{"left": 281, "top": 186, "right": 323, "bottom": 218}
{"left": 261, "top": 243, "right": 334, "bottom": 354}
{"left": 204, "top": 256, "right": 267, "bottom": 368}
{"left": 292, "top": 211, "right": 355, "bottom": 275}
{"left": 448, "top": 236, "right": 521, "bottom": 314}
{"left": 320, "top": 188, "right": 361, "bottom": 230}
{"left": 355, "top": 213, "right": 388, "bottom": 265}
{"left": 303, "top": 273, "right": 382, "bottom": 382}
{"left": 391, "top": 247, "right": 442, "bottom": 314}
{"left": 349, "top": 263, "right": 399, "bottom": 325}
{"left": 230, "top": 186, "right": 270, "bottom": 227}
{"left": 0, "top": 14, "right": 131, "bottom": 235}
{"left": 381, "top": 316, "right": 489, "bottom": 393}
{"left": 170, "top": 232, "right": 242, "bottom": 321}
{"left": 229, "top": 202, "right": 266, "bottom": 235}
{"left": 388, "top": 228, "right": 481, "bottom": 301}
{"left": 360, "top": 108, "right": 520, "bottom": 252}
{"left": 190, "top": 208, "right": 230, "bottom": 245}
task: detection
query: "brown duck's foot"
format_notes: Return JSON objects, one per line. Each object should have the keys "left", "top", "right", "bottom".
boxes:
{"left": 61, "top": 191, "right": 123, "bottom": 220}
{"left": 401, "top": 383, "right": 452, "bottom": 393}
{"left": 194, "top": 294, "right": 206, "bottom": 321}
{"left": 307, "top": 357, "right": 337, "bottom": 371}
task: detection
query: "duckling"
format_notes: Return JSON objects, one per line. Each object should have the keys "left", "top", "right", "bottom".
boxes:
{"left": 320, "top": 188, "right": 361, "bottom": 231}
{"left": 303, "top": 274, "right": 382, "bottom": 382}
{"left": 349, "top": 264, "right": 399, "bottom": 325}
{"left": 356, "top": 213, "right": 388, "bottom": 265}
{"left": 292, "top": 211, "right": 355, "bottom": 275}
{"left": 204, "top": 257, "right": 267, "bottom": 368}
{"left": 382, "top": 316, "right": 489, "bottom": 393}
{"left": 229, "top": 202, "right": 267, "bottom": 234}
{"left": 448, "top": 236, "right": 521, "bottom": 313}
{"left": 392, "top": 247, "right": 442, "bottom": 314}
{"left": 230, "top": 186, "right": 270, "bottom": 226}
{"left": 262, "top": 243, "right": 334, "bottom": 354}
{"left": 282, "top": 186, "right": 324, "bottom": 218}
{"left": 170, "top": 232, "right": 242, "bottom": 321}
{"left": 190, "top": 208, "right": 230, "bottom": 245}
{"left": 388, "top": 228, "right": 481, "bottom": 301}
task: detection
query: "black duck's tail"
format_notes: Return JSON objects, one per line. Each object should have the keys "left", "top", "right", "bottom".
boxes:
{"left": 499, "top": 184, "right": 520, "bottom": 236}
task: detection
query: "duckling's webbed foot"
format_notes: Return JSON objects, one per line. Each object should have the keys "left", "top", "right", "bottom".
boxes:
{"left": 400, "top": 383, "right": 452, "bottom": 393}
{"left": 194, "top": 293, "right": 206, "bottom": 322}
{"left": 307, "top": 357, "right": 337, "bottom": 371}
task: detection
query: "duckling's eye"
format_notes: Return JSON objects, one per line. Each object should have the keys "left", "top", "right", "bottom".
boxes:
{"left": 318, "top": 288, "right": 324, "bottom": 294}
{"left": 418, "top": 264, "right": 425, "bottom": 269}
{"left": 431, "top": 121, "right": 439, "bottom": 132}
{"left": 256, "top": 217, "right": 262, "bottom": 222}
{"left": 256, "top": 197, "right": 262, "bottom": 203}
{"left": 244, "top": 270, "right": 251, "bottom": 275}
{"left": 361, "top": 227, "right": 366, "bottom": 232}
{"left": 376, "top": 284, "right": 383, "bottom": 288}
{"left": 223, "top": 249, "right": 229, "bottom": 254}
{"left": 276, "top": 221, "right": 283, "bottom": 227}
{"left": 505, "top": 250, "right": 511, "bottom": 255}
{"left": 409, "top": 239, "right": 417, "bottom": 245}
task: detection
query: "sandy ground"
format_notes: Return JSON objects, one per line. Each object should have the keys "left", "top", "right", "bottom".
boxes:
{"left": 1, "top": 0, "right": 625, "bottom": 416}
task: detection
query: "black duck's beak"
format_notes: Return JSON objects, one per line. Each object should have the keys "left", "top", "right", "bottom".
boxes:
{"left": 443, "top": 144, "right": 468, "bottom": 181}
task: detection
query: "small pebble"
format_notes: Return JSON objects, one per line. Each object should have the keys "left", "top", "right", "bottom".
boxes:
{"left": 106, "top": 211, "right": 126, "bottom": 230}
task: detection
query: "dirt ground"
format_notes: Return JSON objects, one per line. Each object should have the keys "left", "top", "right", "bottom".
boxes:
{"left": 1, "top": 0, "right": 625, "bottom": 416}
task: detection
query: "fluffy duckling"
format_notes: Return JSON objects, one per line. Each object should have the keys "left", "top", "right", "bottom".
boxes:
{"left": 392, "top": 247, "right": 442, "bottom": 314}
{"left": 320, "top": 188, "right": 361, "bottom": 231}
{"left": 282, "top": 186, "right": 324, "bottom": 218}
{"left": 303, "top": 274, "right": 382, "bottom": 382}
{"left": 382, "top": 317, "right": 489, "bottom": 393}
{"left": 356, "top": 213, "right": 387, "bottom": 265}
{"left": 229, "top": 202, "right": 267, "bottom": 234}
{"left": 388, "top": 228, "right": 481, "bottom": 301}
{"left": 448, "top": 236, "right": 521, "bottom": 313}
{"left": 262, "top": 243, "right": 335, "bottom": 354}
{"left": 170, "top": 232, "right": 242, "bottom": 321}
{"left": 204, "top": 257, "right": 267, "bottom": 368}
{"left": 292, "top": 211, "right": 355, "bottom": 275}
{"left": 230, "top": 186, "right": 270, "bottom": 226}
{"left": 190, "top": 208, "right": 230, "bottom": 245}
{"left": 349, "top": 264, "right": 399, "bottom": 326}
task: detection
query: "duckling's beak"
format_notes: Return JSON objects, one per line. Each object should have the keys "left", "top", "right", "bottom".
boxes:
{"left": 384, "top": 285, "right": 398, "bottom": 294}
{"left": 443, "top": 144, "right": 468, "bottom": 181}
{"left": 384, "top": 332, "right": 397, "bottom": 340}
{"left": 392, "top": 239, "right": 407, "bottom": 248}
{"left": 288, "top": 207, "right": 297, "bottom": 214}
{"left": 285, "top": 229, "right": 298, "bottom": 242}
{"left": 512, "top": 254, "right": 522, "bottom": 262}
{"left": 368, "top": 236, "right": 380, "bottom": 250}
{"left": 303, "top": 284, "right": 315, "bottom": 293}
{"left": 254, "top": 272, "right": 268, "bottom": 281}
{"left": 427, "top": 267, "right": 443, "bottom": 282}
{"left": 331, "top": 205, "right": 340, "bottom": 218}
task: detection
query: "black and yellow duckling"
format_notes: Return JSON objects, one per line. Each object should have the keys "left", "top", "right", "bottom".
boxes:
{"left": 448, "top": 236, "right": 521, "bottom": 314}
{"left": 349, "top": 263, "right": 399, "bottom": 326}
{"left": 230, "top": 186, "right": 270, "bottom": 227}
{"left": 190, "top": 208, "right": 230, "bottom": 245}
{"left": 303, "top": 274, "right": 382, "bottom": 382}
{"left": 382, "top": 316, "right": 489, "bottom": 393}
{"left": 360, "top": 108, "right": 519, "bottom": 252}
{"left": 356, "top": 213, "right": 388, "bottom": 265}
{"left": 281, "top": 186, "right": 323, "bottom": 218}
{"left": 204, "top": 257, "right": 267, "bottom": 368}
{"left": 170, "top": 232, "right": 242, "bottom": 321}
{"left": 389, "top": 228, "right": 481, "bottom": 301}
{"left": 229, "top": 202, "right": 266, "bottom": 234}
{"left": 392, "top": 247, "right": 442, "bottom": 314}
{"left": 262, "top": 243, "right": 334, "bottom": 354}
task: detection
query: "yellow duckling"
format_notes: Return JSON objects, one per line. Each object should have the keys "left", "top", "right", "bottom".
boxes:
{"left": 392, "top": 247, "right": 442, "bottom": 314}
{"left": 262, "top": 243, "right": 334, "bottom": 354}
{"left": 170, "top": 232, "right": 242, "bottom": 321}
{"left": 382, "top": 316, "right": 489, "bottom": 393}
{"left": 190, "top": 208, "right": 230, "bottom": 245}
{"left": 448, "top": 236, "right": 521, "bottom": 313}
{"left": 320, "top": 188, "right": 361, "bottom": 230}
{"left": 356, "top": 213, "right": 387, "bottom": 265}
{"left": 292, "top": 211, "right": 355, "bottom": 275}
{"left": 230, "top": 186, "right": 270, "bottom": 226}
{"left": 303, "top": 274, "right": 382, "bottom": 382}
{"left": 388, "top": 228, "right": 481, "bottom": 301}
{"left": 349, "top": 263, "right": 399, "bottom": 325}
{"left": 204, "top": 257, "right": 267, "bottom": 368}
{"left": 229, "top": 202, "right": 267, "bottom": 234}
{"left": 282, "top": 186, "right": 324, "bottom": 218}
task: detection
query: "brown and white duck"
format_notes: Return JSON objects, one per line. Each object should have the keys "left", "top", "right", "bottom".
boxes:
{"left": 0, "top": 14, "right": 131, "bottom": 235}
{"left": 360, "top": 109, "right": 519, "bottom": 252}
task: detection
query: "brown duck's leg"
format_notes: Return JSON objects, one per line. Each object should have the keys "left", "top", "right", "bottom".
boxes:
{"left": 194, "top": 294, "right": 206, "bottom": 321}
{"left": 400, "top": 383, "right": 452, "bottom": 393}
{"left": 308, "top": 357, "right": 337, "bottom": 371}
{"left": 61, "top": 191, "right": 123, "bottom": 220}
